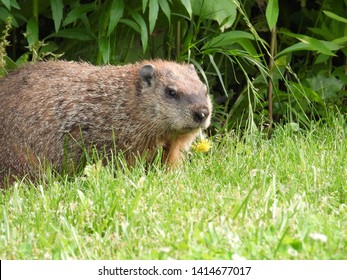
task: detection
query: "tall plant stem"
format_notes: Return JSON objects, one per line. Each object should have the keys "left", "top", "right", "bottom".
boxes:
{"left": 176, "top": 21, "right": 181, "bottom": 59}
{"left": 33, "top": 0, "right": 39, "bottom": 19}
{"left": 268, "top": 27, "right": 276, "bottom": 127}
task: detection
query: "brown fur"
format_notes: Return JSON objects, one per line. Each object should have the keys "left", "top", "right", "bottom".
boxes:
{"left": 0, "top": 60, "right": 212, "bottom": 186}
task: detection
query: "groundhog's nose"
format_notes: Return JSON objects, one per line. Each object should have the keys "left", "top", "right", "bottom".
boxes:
{"left": 193, "top": 106, "right": 210, "bottom": 123}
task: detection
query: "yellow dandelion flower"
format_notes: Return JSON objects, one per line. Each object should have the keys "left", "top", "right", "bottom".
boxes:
{"left": 193, "top": 138, "right": 212, "bottom": 153}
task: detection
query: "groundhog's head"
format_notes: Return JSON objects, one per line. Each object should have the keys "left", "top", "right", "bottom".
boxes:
{"left": 138, "top": 61, "right": 212, "bottom": 135}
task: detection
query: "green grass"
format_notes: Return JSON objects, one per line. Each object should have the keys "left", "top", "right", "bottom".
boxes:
{"left": 1, "top": 116, "right": 346, "bottom": 260}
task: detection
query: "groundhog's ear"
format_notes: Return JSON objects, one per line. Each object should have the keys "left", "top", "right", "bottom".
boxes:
{"left": 140, "top": 64, "right": 155, "bottom": 86}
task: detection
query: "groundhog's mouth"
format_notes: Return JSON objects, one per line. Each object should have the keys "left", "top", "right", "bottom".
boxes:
{"left": 182, "top": 119, "right": 210, "bottom": 131}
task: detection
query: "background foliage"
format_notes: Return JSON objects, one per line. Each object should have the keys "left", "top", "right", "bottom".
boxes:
{"left": 0, "top": 0, "right": 346, "bottom": 132}
{"left": 1, "top": 0, "right": 346, "bottom": 261}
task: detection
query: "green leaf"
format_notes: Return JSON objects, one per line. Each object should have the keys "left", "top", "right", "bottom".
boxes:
{"left": 320, "top": 40, "right": 342, "bottom": 51}
{"left": 313, "top": 54, "right": 330, "bottom": 65}
{"left": 63, "top": 3, "right": 96, "bottom": 26}
{"left": 323, "top": 10, "right": 347, "bottom": 24}
{"left": 332, "top": 36, "right": 347, "bottom": 46}
{"left": 26, "top": 17, "right": 39, "bottom": 47}
{"left": 131, "top": 12, "right": 148, "bottom": 53}
{"left": 281, "top": 32, "right": 339, "bottom": 56}
{"left": 202, "top": 32, "right": 259, "bottom": 56}
{"left": 15, "top": 53, "right": 30, "bottom": 66}
{"left": 46, "top": 28, "right": 96, "bottom": 41}
{"left": 334, "top": 67, "right": 347, "bottom": 85}
{"left": 306, "top": 75, "right": 344, "bottom": 101}
{"left": 142, "top": 0, "right": 148, "bottom": 13}
{"left": 107, "top": 0, "right": 124, "bottom": 37}
{"left": 3, "top": 55, "right": 17, "bottom": 69}
{"left": 237, "top": 38, "right": 258, "bottom": 56}
{"left": 308, "top": 27, "right": 331, "bottom": 39}
{"left": 149, "top": 0, "right": 159, "bottom": 34}
{"left": 1, "top": 0, "right": 11, "bottom": 10}
{"left": 276, "top": 39, "right": 340, "bottom": 58}
{"left": 50, "top": 0, "right": 63, "bottom": 32}
{"left": 0, "top": 7, "right": 18, "bottom": 26}
{"left": 192, "top": 0, "right": 236, "bottom": 30}
{"left": 159, "top": 0, "right": 170, "bottom": 25}
{"left": 332, "top": 36, "right": 347, "bottom": 55}
{"left": 265, "top": 0, "right": 279, "bottom": 30}
{"left": 180, "top": 0, "right": 192, "bottom": 18}
{"left": 276, "top": 42, "right": 316, "bottom": 58}
{"left": 119, "top": 19, "right": 140, "bottom": 33}
{"left": 9, "top": 0, "right": 20, "bottom": 9}
{"left": 288, "top": 81, "right": 325, "bottom": 105}
{"left": 99, "top": 36, "right": 110, "bottom": 64}
{"left": 38, "top": 41, "right": 58, "bottom": 55}
{"left": 203, "top": 31, "right": 255, "bottom": 49}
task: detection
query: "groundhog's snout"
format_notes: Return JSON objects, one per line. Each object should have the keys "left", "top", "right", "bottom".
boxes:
{"left": 192, "top": 105, "right": 210, "bottom": 124}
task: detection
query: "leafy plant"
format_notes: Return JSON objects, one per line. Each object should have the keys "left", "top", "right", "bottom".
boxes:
{"left": 0, "top": 15, "right": 12, "bottom": 75}
{"left": 0, "top": 0, "right": 346, "bottom": 132}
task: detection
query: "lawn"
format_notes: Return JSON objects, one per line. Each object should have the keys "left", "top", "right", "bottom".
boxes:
{"left": 1, "top": 116, "right": 346, "bottom": 260}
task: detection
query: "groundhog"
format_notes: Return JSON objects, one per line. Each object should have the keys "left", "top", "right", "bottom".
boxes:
{"left": 0, "top": 60, "right": 212, "bottom": 186}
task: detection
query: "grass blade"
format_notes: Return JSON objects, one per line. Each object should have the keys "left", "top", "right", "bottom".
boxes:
{"left": 208, "top": 54, "right": 228, "bottom": 96}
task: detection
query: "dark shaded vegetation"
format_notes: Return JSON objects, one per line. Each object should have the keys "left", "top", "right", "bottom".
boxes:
{"left": 1, "top": 0, "right": 346, "bottom": 132}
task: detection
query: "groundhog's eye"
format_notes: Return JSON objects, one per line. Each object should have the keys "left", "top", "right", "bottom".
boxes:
{"left": 165, "top": 88, "right": 178, "bottom": 99}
